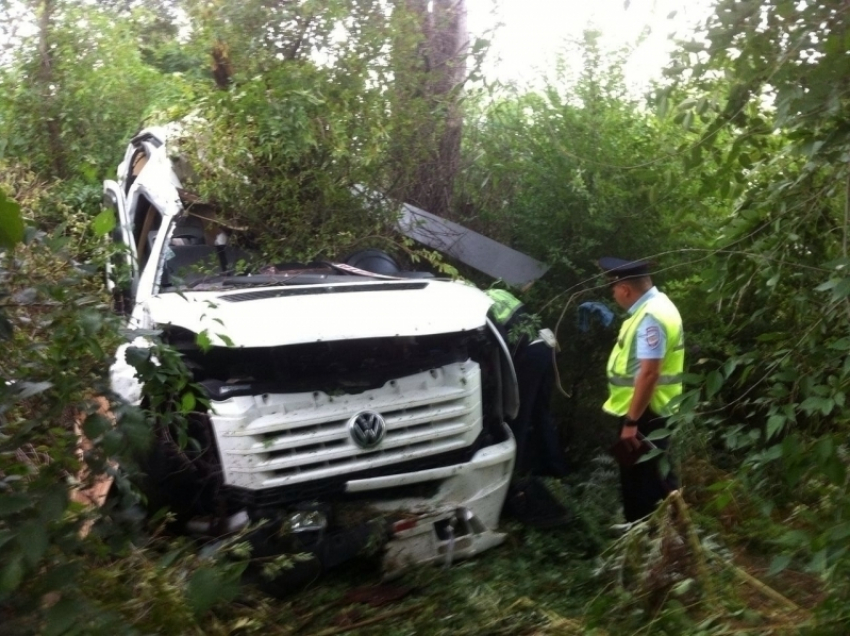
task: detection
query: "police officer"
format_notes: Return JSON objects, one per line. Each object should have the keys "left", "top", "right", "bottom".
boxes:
{"left": 599, "top": 257, "right": 683, "bottom": 522}
{"left": 486, "top": 288, "right": 569, "bottom": 478}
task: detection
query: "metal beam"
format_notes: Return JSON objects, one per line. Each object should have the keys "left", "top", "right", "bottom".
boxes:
{"left": 396, "top": 203, "right": 549, "bottom": 287}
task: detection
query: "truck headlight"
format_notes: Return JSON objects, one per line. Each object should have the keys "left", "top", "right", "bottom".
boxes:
{"left": 289, "top": 509, "right": 328, "bottom": 533}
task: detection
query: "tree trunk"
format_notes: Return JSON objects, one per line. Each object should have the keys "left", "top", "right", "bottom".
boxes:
{"left": 395, "top": 0, "right": 468, "bottom": 219}
{"left": 36, "top": 0, "right": 65, "bottom": 179}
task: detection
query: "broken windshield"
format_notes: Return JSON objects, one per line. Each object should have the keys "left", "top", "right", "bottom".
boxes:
{"left": 158, "top": 213, "right": 434, "bottom": 291}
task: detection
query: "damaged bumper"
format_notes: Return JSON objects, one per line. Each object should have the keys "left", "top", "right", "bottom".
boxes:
{"left": 237, "top": 426, "right": 515, "bottom": 591}
{"left": 349, "top": 424, "right": 515, "bottom": 575}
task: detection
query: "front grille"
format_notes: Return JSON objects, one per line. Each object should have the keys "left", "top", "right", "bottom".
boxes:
{"left": 209, "top": 361, "right": 482, "bottom": 491}
{"left": 223, "top": 445, "right": 473, "bottom": 510}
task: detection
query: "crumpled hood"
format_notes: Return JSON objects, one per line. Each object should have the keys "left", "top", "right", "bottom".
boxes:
{"left": 144, "top": 279, "right": 493, "bottom": 347}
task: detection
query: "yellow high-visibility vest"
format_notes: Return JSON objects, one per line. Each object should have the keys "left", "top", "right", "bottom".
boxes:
{"left": 485, "top": 289, "right": 523, "bottom": 326}
{"left": 603, "top": 292, "right": 684, "bottom": 417}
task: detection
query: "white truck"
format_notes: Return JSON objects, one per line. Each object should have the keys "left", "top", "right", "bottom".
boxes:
{"left": 104, "top": 127, "right": 519, "bottom": 588}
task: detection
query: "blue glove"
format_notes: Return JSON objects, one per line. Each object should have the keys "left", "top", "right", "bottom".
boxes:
{"left": 577, "top": 301, "right": 615, "bottom": 332}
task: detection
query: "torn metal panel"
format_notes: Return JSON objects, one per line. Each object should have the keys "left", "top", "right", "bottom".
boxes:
{"left": 397, "top": 203, "right": 549, "bottom": 287}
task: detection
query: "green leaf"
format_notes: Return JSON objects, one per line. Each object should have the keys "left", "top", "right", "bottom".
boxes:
{"left": 829, "top": 337, "right": 850, "bottom": 350}
{"left": 0, "top": 494, "right": 32, "bottom": 516}
{"left": 18, "top": 520, "right": 48, "bottom": 566}
{"left": 823, "top": 455, "right": 846, "bottom": 485}
{"left": 187, "top": 565, "right": 238, "bottom": 615}
{"left": 682, "top": 41, "right": 705, "bottom": 53}
{"left": 799, "top": 396, "right": 833, "bottom": 416}
{"left": 829, "top": 523, "right": 850, "bottom": 542}
{"left": 815, "top": 437, "right": 834, "bottom": 464}
{"left": 196, "top": 330, "right": 212, "bottom": 352}
{"left": 102, "top": 429, "right": 123, "bottom": 455}
{"left": 815, "top": 278, "right": 838, "bottom": 292}
{"left": 158, "top": 546, "right": 189, "bottom": 570}
{"left": 760, "top": 444, "right": 783, "bottom": 462}
{"left": 636, "top": 447, "right": 664, "bottom": 464}
{"left": 671, "top": 578, "right": 694, "bottom": 596}
{"left": 92, "top": 208, "right": 116, "bottom": 237}
{"left": 124, "top": 346, "right": 152, "bottom": 367}
{"left": 0, "top": 554, "right": 24, "bottom": 593}
{"left": 41, "top": 564, "right": 80, "bottom": 592}
{"left": 14, "top": 381, "right": 53, "bottom": 399}
{"left": 187, "top": 567, "right": 218, "bottom": 614}
{"left": 79, "top": 310, "right": 103, "bottom": 337}
{"left": 82, "top": 413, "right": 111, "bottom": 439}
{"left": 658, "top": 454, "right": 671, "bottom": 478}
{"left": 808, "top": 549, "right": 827, "bottom": 574}
{"left": 44, "top": 597, "right": 82, "bottom": 636}
{"left": 766, "top": 415, "right": 785, "bottom": 440}
{"left": 0, "top": 190, "right": 25, "bottom": 248}
{"left": 216, "top": 333, "right": 235, "bottom": 347}
{"left": 706, "top": 479, "right": 734, "bottom": 493}
{"left": 181, "top": 392, "right": 196, "bottom": 412}
{"left": 705, "top": 370, "right": 723, "bottom": 398}
{"left": 832, "top": 278, "right": 850, "bottom": 301}
{"left": 39, "top": 486, "right": 68, "bottom": 523}
{"left": 645, "top": 428, "right": 671, "bottom": 441}
{"left": 768, "top": 554, "right": 791, "bottom": 576}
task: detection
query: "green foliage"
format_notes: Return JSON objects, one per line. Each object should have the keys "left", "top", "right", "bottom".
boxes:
{"left": 0, "top": 173, "right": 251, "bottom": 634}
{"left": 168, "top": 3, "right": 466, "bottom": 263}
{"left": 460, "top": 32, "right": 711, "bottom": 273}
{"left": 177, "top": 61, "right": 397, "bottom": 261}
{"left": 0, "top": 2, "right": 192, "bottom": 182}
{"left": 0, "top": 190, "right": 25, "bottom": 248}
{"left": 659, "top": 0, "right": 850, "bottom": 619}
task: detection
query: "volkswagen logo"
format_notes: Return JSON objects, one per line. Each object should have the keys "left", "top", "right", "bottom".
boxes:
{"left": 348, "top": 411, "right": 387, "bottom": 449}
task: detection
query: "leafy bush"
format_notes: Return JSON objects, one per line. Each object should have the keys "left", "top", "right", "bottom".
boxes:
{"left": 0, "top": 174, "right": 254, "bottom": 635}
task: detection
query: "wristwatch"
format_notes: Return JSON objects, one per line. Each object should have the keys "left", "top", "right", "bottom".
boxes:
{"left": 623, "top": 416, "right": 638, "bottom": 427}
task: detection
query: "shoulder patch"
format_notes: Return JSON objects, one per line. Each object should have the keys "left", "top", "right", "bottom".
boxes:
{"left": 645, "top": 325, "right": 660, "bottom": 349}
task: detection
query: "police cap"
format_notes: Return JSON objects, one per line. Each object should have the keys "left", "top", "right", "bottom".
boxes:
{"left": 598, "top": 257, "right": 653, "bottom": 282}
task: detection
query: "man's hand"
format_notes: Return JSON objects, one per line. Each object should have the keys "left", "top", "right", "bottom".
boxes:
{"left": 620, "top": 420, "right": 641, "bottom": 449}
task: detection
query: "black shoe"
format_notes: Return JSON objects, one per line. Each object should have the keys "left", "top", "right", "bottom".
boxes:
{"left": 502, "top": 477, "right": 571, "bottom": 528}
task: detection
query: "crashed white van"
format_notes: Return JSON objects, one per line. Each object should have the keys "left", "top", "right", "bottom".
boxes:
{"left": 104, "top": 127, "right": 518, "bottom": 586}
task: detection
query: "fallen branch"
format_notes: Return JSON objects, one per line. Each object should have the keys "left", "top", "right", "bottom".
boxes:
{"left": 724, "top": 560, "right": 803, "bottom": 614}
{"left": 668, "top": 490, "right": 715, "bottom": 602}
{"left": 669, "top": 491, "right": 804, "bottom": 614}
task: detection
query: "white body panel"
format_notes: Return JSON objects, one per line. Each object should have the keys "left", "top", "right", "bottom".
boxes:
{"left": 145, "top": 279, "right": 492, "bottom": 348}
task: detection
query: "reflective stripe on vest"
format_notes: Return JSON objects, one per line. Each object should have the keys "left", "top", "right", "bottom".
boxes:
{"left": 603, "top": 292, "right": 684, "bottom": 417}
{"left": 485, "top": 289, "right": 523, "bottom": 326}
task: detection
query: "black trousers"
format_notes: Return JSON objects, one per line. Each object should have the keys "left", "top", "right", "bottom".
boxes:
{"left": 618, "top": 409, "right": 678, "bottom": 522}
{"left": 510, "top": 341, "right": 569, "bottom": 477}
